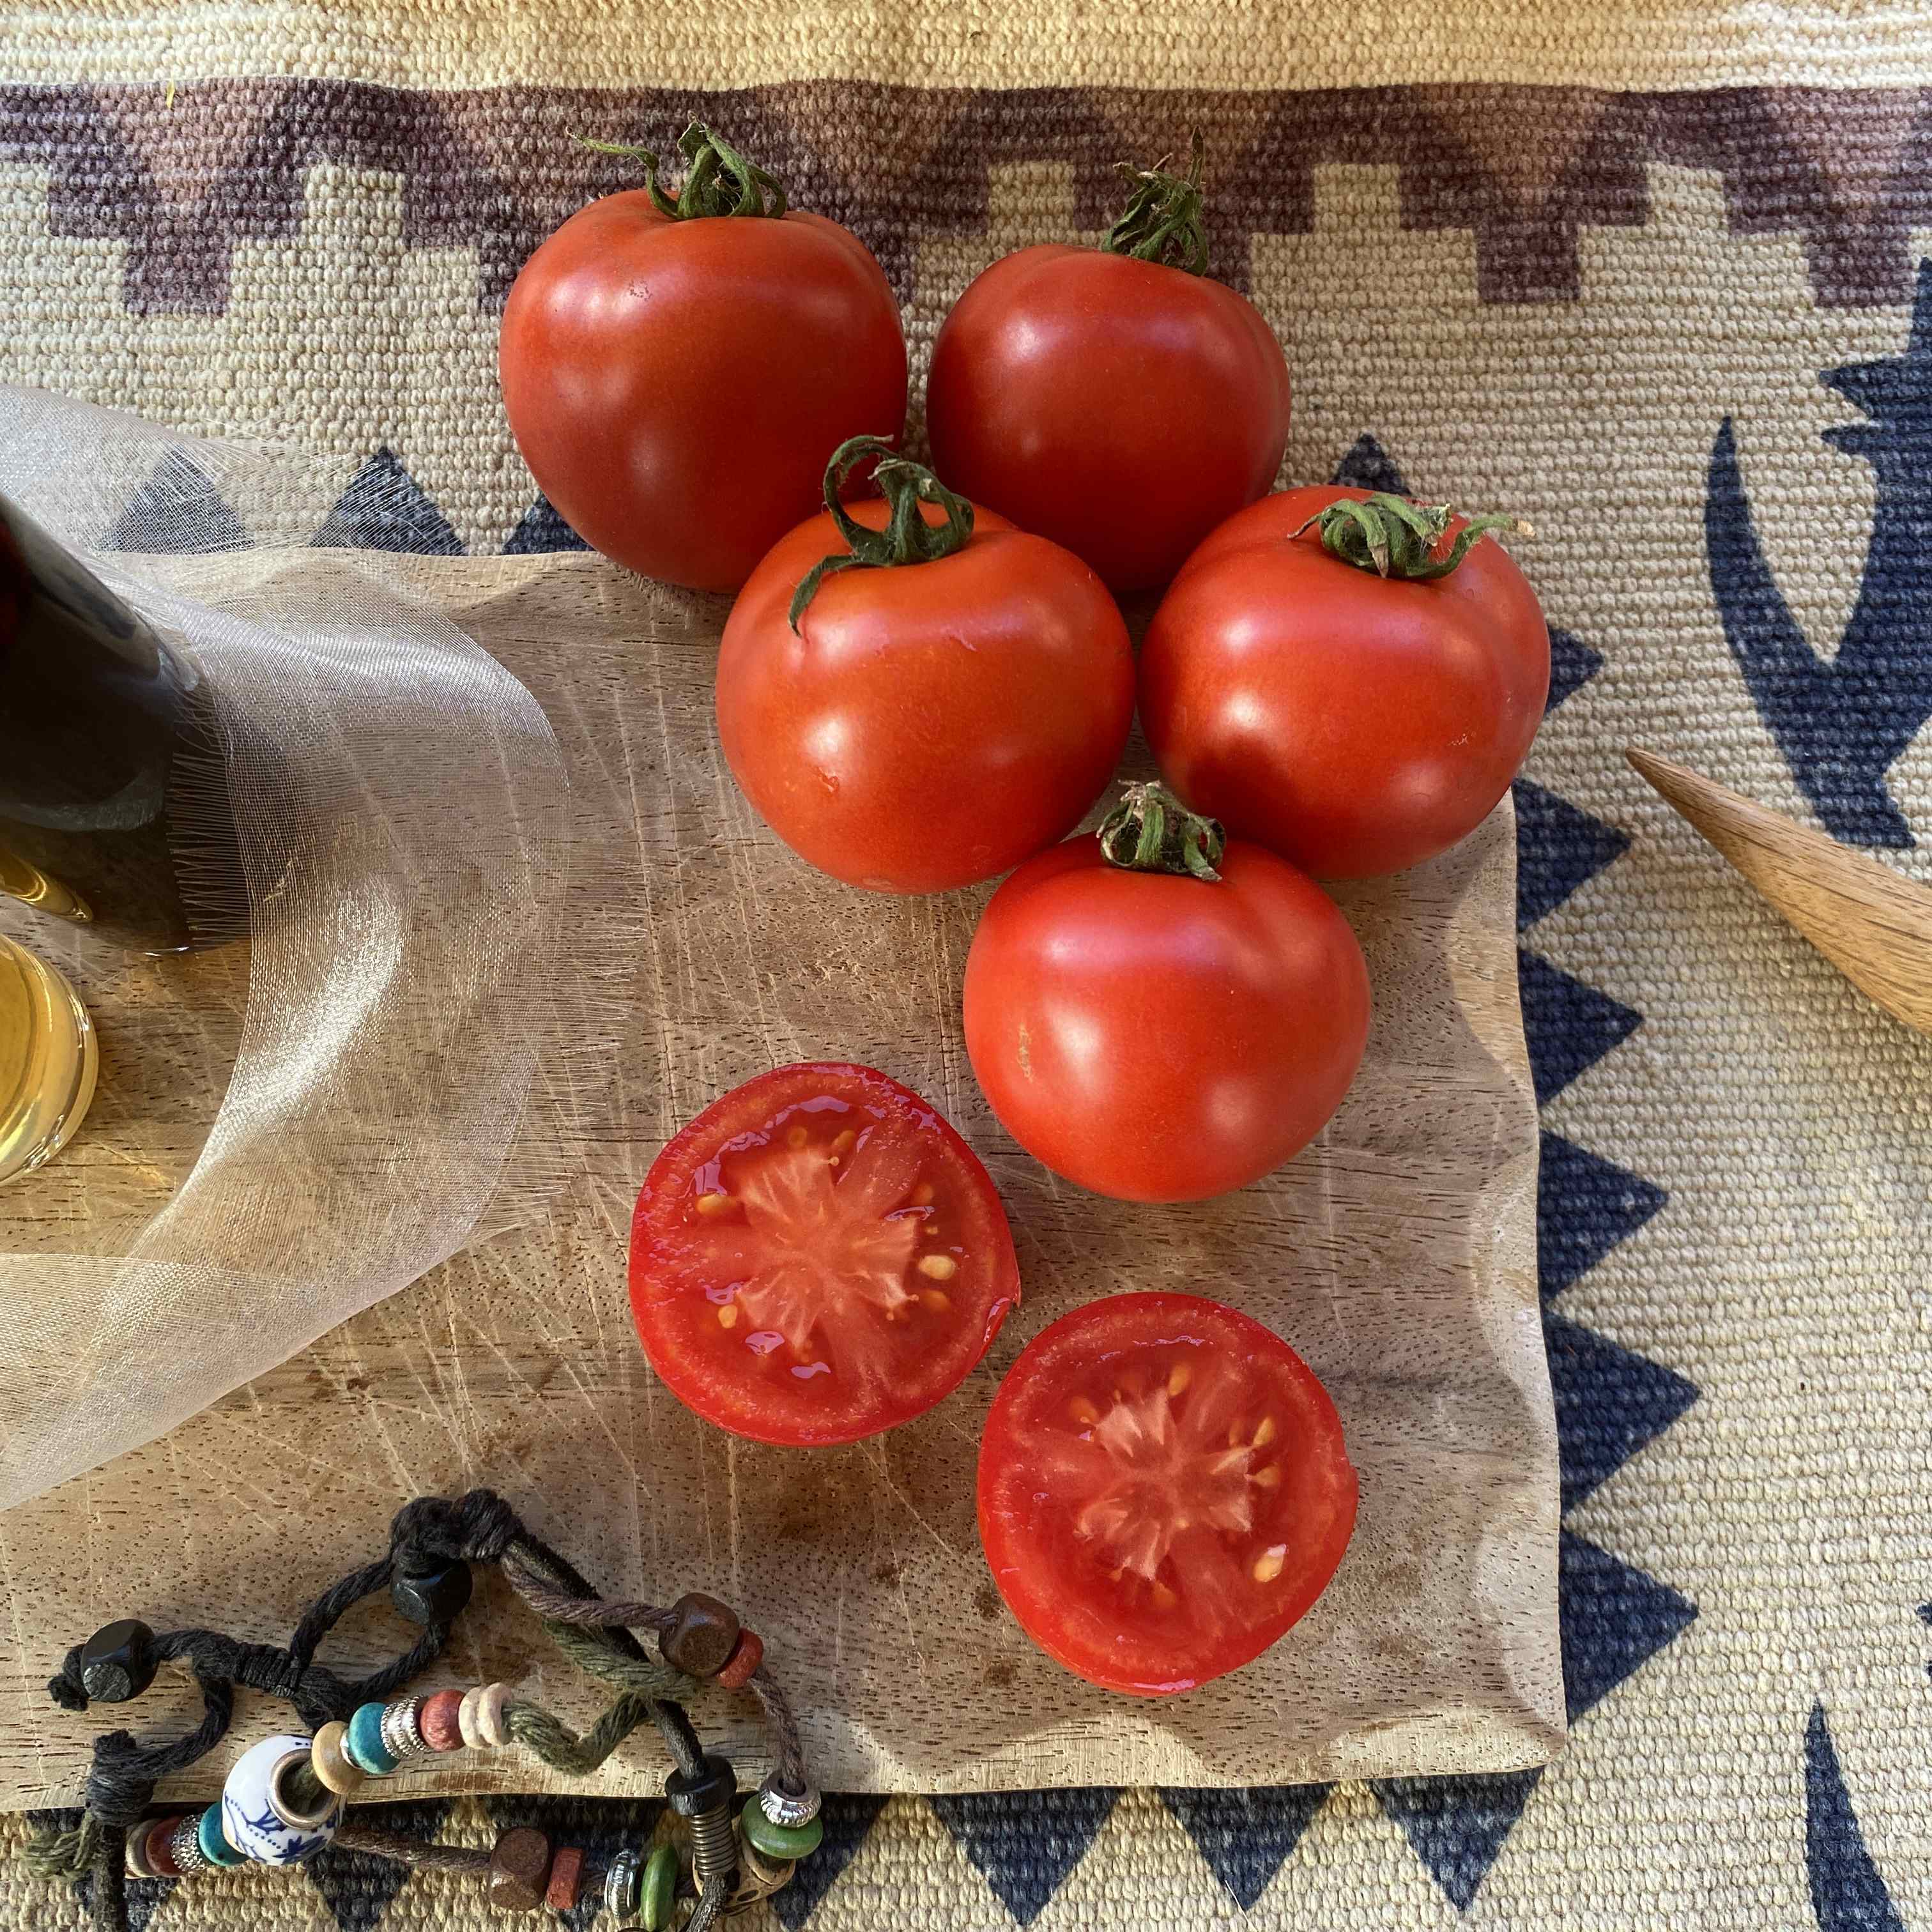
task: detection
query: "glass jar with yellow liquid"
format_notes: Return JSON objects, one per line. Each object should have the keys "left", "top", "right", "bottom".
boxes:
{"left": 0, "top": 931, "right": 97, "bottom": 1183}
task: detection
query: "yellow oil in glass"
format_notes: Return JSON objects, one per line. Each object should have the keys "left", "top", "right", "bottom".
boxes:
{"left": 0, "top": 931, "right": 97, "bottom": 1184}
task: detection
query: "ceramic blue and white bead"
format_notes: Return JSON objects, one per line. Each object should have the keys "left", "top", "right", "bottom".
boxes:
{"left": 221, "top": 1733, "right": 340, "bottom": 1864}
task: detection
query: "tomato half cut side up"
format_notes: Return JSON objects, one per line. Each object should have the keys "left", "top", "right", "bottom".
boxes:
{"left": 631, "top": 1063, "right": 1020, "bottom": 1446}
{"left": 977, "top": 1293, "right": 1357, "bottom": 1695}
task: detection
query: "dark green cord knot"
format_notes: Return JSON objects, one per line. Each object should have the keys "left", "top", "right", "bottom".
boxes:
{"left": 1292, "top": 493, "right": 1530, "bottom": 581}
{"left": 788, "top": 436, "right": 976, "bottom": 631}
{"left": 1098, "top": 781, "right": 1225, "bottom": 882}
{"left": 576, "top": 121, "right": 788, "bottom": 220}
{"left": 1101, "top": 131, "right": 1208, "bottom": 274}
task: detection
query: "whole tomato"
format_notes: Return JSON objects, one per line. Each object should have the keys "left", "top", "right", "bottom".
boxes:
{"left": 500, "top": 125, "right": 907, "bottom": 593}
{"left": 925, "top": 143, "right": 1290, "bottom": 594}
{"left": 1141, "top": 487, "right": 1551, "bottom": 879}
{"left": 962, "top": 786, "right": 1370, "bottom": 1202}
{"left": 717, "top": 438, "right": 1135, "bottom": 894}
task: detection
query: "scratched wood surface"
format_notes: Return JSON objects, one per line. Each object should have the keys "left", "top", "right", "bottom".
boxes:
{"left": 0, "top": 551, "right": 1560, "bottom": 1806}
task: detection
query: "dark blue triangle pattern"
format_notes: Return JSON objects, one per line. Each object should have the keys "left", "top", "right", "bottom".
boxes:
{"left": 305, "top": 1798, "right": 453, "bottom": 1932}
{"left": 103, "top": 447, "right": 250, "bottom": 553}
{"left": 1538, "top": 1131, "right": 1667, "bottom": 1307}
{"left": 930, "top": 1788, "right": 1119, "bottom": 1927}
{"left": 1805, "top": 1702, "right": 1905, "bottom": 1931}
{"left": 1370, "top": 1772, "right": 1544, "bottom": 1912}
{"left": 1160, "top": 1783, "right": 1330, "bottom": 1910}
{"left": 313, "top": 448, "right": 464, "bottom": 555}
{"left": 1514, "top": 777, "right": 1631, "bottom": 931}
{"left": 505, "top": 493, "right": 590, "bottom": 554}
{"left": 1547, "top": 1314, "right": 1699, "bottom": 1513}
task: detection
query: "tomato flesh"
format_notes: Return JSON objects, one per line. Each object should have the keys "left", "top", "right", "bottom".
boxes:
{"left": 631, "top": 1064, "right": 1018, "bottom": 1446}
{"left": 977, "top": 1293, "right": 1356, "bottom": 1694}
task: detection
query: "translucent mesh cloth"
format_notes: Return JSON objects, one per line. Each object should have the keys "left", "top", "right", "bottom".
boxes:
{"left": 0, "top": 390, "right": 571, "bottom": 1506}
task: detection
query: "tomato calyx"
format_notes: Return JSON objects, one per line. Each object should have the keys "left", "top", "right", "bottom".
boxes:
{"left": 1289, "top": 491, "right": 1532, "bottom": 582}
{"left": 1100, "top": 130, "right": 1209, "bottom": 275}
{"left": 576, "top": 120, "right": 789, "bottom": 220}
{"left": 787, "top": 434, "right": 977, "bottom": 631}
{"left": 1097, "top": 780, "right": 1226, "bottom": 881}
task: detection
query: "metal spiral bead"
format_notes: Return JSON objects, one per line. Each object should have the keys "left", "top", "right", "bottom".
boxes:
{"left": 757, "top": 1779, "right": 822, "bottom": 1829}
{"left": 689, "top": 1804, "right": 739, "bottom": 1893}
{"left": 168, "top": 1816, "right": 214, "bottom": 1878}
{"left": 379, "top": 1697, "right": 431, "bottom": 1765}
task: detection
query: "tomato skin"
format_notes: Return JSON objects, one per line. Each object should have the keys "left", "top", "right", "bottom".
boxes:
{"left": 1141, "top": 486, "right": 1551, "bottom": 878}
{"left": 962, "top": 836, "right": 1369, "bottom": 1202}
{"left": 717, "top": 500, "right": 1135, "bottom": 893}
{"left": 978, "top": 1292, "right": 1358, "bottom": 1696}
{"left": 629, "top": 1063, "right": 1019, "bottom": 1447}
{"left": 926, "top": 247, "right": 1291, "bottom": 593}
{"left": 500, "top": 194, "right": 907, "bottom": 593}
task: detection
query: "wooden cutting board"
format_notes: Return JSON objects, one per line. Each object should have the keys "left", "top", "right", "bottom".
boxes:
{"left": 0, "top": 551, "right": 1560, "bottom": 1805}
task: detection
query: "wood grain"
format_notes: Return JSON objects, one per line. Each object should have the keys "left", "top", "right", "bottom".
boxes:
{"left": 0, "top": 552, "right": 1560, "bottom": 1805}
{"left": 1628, "top": 747, "right": 1932, "bottom": 1037}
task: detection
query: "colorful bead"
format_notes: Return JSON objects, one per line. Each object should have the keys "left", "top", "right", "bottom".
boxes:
{"left": 379, "top": 1696, "right": 429, "bottom": 1765}
{"left": 758, "top": 1779, "right": 822, "bottom": 1828}
{"left": 729, "top": 1829, "right": 796, "bottom": 1912}
{"left": 638, "top": 1842, "right": 678, "bottom": 1931}
{"left": 475, "top": 1682, "right": 511, "bottom": 1748}
{"left": 222, "top": 1735, "right": 339, "bottom": 1864}
{"left": 78, "top": 1620, "right": 158, "bottom": 1704}
{"left": 310, "top": 1721, "right": 366, "bottom": 1798}
{"left": 344, "top": 1702, "right": 399, "bottom": 1775}
{"left": 123, "top": 1825, "right": 157, "bottom": 1878}
{"left": 659, "top": 1592, "right": 740, "bottom": 1678}
{"left": 716, "top": 1628, "right": 763, "bottom": 1689}
{"left": 168, "top": 1814, "right": 213, "bottom": 1877}
{"left": 486, "top": 1825, "right": 551, "bottom": 1912}
{"left": 740, "top": 1800, "right": 823, "bottom": 1862}
{"left": 418, "top": 1688, "right": 465, "bottom": 1752}
{"left": 457, "top": 1685, "right": 488, "bottom": 1749}
{"left": 602, "top": 1846, "right": 642, "bottom": 1920}
{"left": 544, "top": 1844, "right": 585, "bottom": 1911}
{"left": 198, "top": 1804, "right": 246, "bottom": 1869}
{"left": 144, "top": 1817, "right": 184, "bottom": 1878}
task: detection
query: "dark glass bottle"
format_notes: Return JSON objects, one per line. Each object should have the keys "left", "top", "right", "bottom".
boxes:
{"left": 0, "top": 493, "right": 246, "bottom": 954}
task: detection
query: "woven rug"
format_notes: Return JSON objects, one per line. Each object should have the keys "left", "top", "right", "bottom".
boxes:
{"left": 4, "top": 3, "right": 1931, "bottom": 1928}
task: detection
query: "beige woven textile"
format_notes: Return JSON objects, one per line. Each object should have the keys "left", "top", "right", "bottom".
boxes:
{"left": 2, "top": 1, "right": 1931, "bottom": 1928}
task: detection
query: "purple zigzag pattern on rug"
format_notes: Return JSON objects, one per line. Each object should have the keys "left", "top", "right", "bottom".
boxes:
{"left": 3, "top": 80, "right": 1931, "bottom": 316}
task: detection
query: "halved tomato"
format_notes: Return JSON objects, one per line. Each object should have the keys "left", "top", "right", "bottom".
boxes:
{"left": 630, "top": 1063, "right": 1020, "bottom": 1446}
{"left": 977, "top": 1292, "right": 1356, "bottom": 1695}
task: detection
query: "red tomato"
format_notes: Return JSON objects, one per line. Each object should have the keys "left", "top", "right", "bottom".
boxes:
{"left": 979, "top": 1292, "right": 1357, "bottom": 1695}
{"left": 717, "top": 495, "right": 1135, "bottom": 894}
{"left": 500, "top": 169, "right": 906, "bottom": 592}
{"left": 629, "top": 1063, "right": 1018, "bottom": 1446}
{"left": 962, "top": 828, "right": 1369, "bottom": 1202}
{"left": 1141, "top": 486, "right": 1551, "bottom": 878}
{"left": 926, "top": 248, "right": 1289, "bottom": 592}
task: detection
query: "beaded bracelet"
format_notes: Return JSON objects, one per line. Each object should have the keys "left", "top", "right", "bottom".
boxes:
{"left": 27, "top": 1490, "right": 822, "bottom": 1931}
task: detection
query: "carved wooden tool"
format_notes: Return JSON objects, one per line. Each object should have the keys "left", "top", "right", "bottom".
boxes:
{"left": 1627, "top": 746, "right": 1932, "bottom": 1037}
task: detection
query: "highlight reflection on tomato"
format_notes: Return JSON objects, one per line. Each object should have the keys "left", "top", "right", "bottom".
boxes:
{"left": 629, "top": 1063, "right": 1018, "bottom": 1446}
{"left": 978, "top": 1292, "right": 1358, "bottom": 1694}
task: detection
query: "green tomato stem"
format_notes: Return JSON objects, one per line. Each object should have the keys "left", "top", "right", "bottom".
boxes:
{"left": 575, "top": 121, "right": 788, "bottom": 220}
{"left": 1291, "top": 493, "right": 1531, "bottom": 581}
{"left": 1098, "top": 781, "right": 1226, "bottom": 882}
{"left": 788, "top": 437, "right": 977, "bottom": 632}
{"left": 1100, "top": 131, "right": 1209, "bottom": 275}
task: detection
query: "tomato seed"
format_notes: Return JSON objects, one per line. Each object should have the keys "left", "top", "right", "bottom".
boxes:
{"left": 910, "top": 1182, "right": 934, "bottom": 1206}
{"left": 1167, "top": 1363, "right": 1192, "bottom": 1396}
{"left": 1252, "top": 1545, "right": 1286, "bottom": 1583}
{"left": 917, "top": 1254, "right": 958, "bottom": 1281}
{"left": 716, "top": 1304, "right": 740, "bottom": 1330}
{"left": 919, "top": 1289, "right": 953, "bottom": 1315}
{"left": 695, "top": 1191, "right": 731, "bottom": 1216}
{"left": 785, "top": 1124, "right": 809, "bottom": 1149}
{"left": 832, "top": 1129, "right": 857, "bottom": 1154}
{"left": 1252, "top": 1464, "right": 1282, "bottom": 1489}
{"left": 1069, "top": 1396, "right": 1101, "bottom": 1426}
{"left": 1252, "top": 1416, "right": 1277, "bottom": 1448}
{"left": 1151, "top": 1581, "right": 1178, "bottom": 1610}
